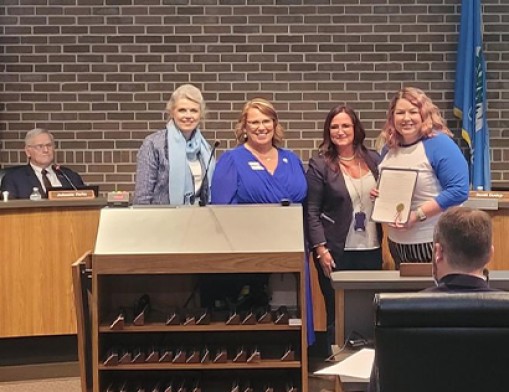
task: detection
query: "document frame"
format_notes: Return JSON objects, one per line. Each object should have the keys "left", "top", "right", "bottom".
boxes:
{"left": 371, "top": 167, "right": 418, "bottom": 224}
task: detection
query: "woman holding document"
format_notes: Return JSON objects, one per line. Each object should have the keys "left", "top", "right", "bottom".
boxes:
{"left": 374, "top": 87, "right": 469, "bottom": 268}
{"left": 305, "top": 105, "right": 383, "bottom": 348}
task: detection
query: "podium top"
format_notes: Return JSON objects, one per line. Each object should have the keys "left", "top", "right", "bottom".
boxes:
{"left": 94, "top": 204, "right": 305, "bottom": 255}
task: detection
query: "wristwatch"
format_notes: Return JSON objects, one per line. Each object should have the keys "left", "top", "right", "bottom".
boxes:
{"left": 415, "top": 207, "right": 427, "bottom": 222}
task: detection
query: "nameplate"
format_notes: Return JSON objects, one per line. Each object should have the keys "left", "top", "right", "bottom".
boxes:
{"left": 48, "top": 189, "right": 96, "bottom": 200}
{"left": 399, "top": 263, "right": 432, "bottom": 277}
{"left": 107, "top": 191, "right": 130, "bottom": 207}
{"left": 469, "top": 190, "right": 509, "bottom": 201}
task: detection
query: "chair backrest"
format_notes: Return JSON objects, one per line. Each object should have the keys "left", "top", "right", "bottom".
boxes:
{"left": 374, "top": 292, "right": 509, "bottom": 392}
{"left": 0, "top": 168, "right": 8, "bottom": 188}
{"left": 0, "top": 165, "right": 25, "bottom": 190}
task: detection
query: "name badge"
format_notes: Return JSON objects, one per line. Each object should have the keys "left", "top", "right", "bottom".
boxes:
{"left": 248, "top": 161, "right": 265, "bottom": 171}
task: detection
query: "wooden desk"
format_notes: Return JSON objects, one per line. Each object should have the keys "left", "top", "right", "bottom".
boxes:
{"left": 312, "top": 348, "right": 370, "bottom": 392}
{"left": 0, "top": 199, "right": 106, "bottom": 338}
{"left": 331, "top": 270, "right": 509, "bottom": 345}
{"left": 465, "top": 191, "right": 509, "bottom": 270}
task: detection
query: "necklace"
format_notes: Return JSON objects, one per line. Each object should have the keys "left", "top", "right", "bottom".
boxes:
{"left": 247, "top": 145, "right": 275, "bottom": 161}
{"left": 339, "top": 154, "right": 356, "bottom": 161}
{"left": 254, "top": 151, "right": 274, "bottom": 161}
{"left": 344, "top": 160, "right": 363, "bottom": 209}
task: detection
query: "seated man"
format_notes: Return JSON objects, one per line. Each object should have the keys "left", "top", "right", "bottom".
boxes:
{"left": 426, "top": 205, "right": 494, "bottom": 292}
{"left": 0, "top": 128, "right": 84, "bottom": 199}
{"left": 369, "top": 206, "right": 495, "bottom": 392}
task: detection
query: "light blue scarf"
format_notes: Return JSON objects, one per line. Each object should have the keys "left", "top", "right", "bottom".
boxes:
{"left": 167, "top": 120, "right": 215, "bottom": 205}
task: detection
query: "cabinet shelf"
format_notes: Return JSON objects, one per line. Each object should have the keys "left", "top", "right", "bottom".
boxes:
{"left": 99, "top": 322, "right": 301, "bottom": 333}
{"left": 99, "top": 360, "right": 302, "bottom": 371}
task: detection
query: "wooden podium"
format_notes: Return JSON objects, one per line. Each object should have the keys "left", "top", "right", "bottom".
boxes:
{"left": 74, "top": 205, "right": 308, "bottom": 392}
{"left": 465, "top": 190, "right": 509, "bottom": 270}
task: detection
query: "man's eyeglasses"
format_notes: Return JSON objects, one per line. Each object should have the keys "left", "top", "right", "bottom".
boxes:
{"left": 247, "top": 119, "right": 274, "bottom": 130}
{"left": 28, "top": 143, "right": 54, "bottom": 151}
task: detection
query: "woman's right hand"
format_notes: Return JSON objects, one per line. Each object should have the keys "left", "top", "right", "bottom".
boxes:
{"left": 370, "top": 187, "right": 379, "bottom": 200}
{"left": 316, "top": 248, "right": 336, "bottom": 278}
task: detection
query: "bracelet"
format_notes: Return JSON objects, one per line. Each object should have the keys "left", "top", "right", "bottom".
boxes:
{"left": 415, "top": 207, "right": 427, "bottom": 222}
{"left": 316, "top": 249, "right": 330, "bottom": 259}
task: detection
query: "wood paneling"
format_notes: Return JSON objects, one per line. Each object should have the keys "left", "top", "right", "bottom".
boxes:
{"left": 309, "top": 254, "right": 326, "bottom": 332}
{"left": 488, "top": 209, "right": 509, "bottom": 270}
{"left": 0, "top": 204, "right": 101, "bottom": 337}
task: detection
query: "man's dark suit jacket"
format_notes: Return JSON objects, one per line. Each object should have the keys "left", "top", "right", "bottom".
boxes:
{"left": 424, "top": 273, "right": 495, "bottom": 292}
{"left": 0, "top": 164, "right": 84, "bottom": 199}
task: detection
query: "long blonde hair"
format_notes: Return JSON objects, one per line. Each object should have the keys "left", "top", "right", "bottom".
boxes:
{"left": 381, "top": 87, "right": 452, "bottom": 149}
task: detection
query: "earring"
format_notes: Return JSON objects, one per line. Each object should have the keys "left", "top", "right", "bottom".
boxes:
{"left": 243, "top": 132, "right": 248, "bottom": 140}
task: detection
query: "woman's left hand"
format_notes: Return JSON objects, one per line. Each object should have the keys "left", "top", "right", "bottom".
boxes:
{"left": 389, "top": 211, "right": 418, "bottom": 230}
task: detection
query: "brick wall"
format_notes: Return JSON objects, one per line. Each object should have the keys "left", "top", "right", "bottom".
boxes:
{"left": 1, "top": 0, "right": 508, "bottom": 192}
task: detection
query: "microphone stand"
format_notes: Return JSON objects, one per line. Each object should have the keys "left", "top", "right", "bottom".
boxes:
{"left": 52, "top": 164, "right": 78, "bottom": 190}
{"left": 198, "top": 141, "right": 220, "bottom": 207}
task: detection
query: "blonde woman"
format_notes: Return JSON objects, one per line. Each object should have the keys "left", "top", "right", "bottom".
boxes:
{"left": 211, "top": 98, "right": 306, "bottom": 204}
{"left": 375, "top": 87, "right": 469, "bottom": 268}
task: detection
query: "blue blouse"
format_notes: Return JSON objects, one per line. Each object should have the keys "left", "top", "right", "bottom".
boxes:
{"left": 211, "top": 144, "right": 315, "bottom": 345}
{"left": 211, "top": 145, "right": 307, "bottom": 204}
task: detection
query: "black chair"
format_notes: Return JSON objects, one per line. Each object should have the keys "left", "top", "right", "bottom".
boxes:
{"left": 0, "top": 165, "right": 24, "bottom": 189}
{"left": 374, "top": 292, "right": 509, "bottom": 392}
{"left": 0, "top": 168, "right": 8, "bottom": 188}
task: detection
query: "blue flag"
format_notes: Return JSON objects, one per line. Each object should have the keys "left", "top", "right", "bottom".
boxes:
{"left": 453, "top": 0, "right": 491, "bottom": 190}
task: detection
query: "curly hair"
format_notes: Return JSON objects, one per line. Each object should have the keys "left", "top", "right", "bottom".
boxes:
{"left": 381, "top": 87, "right": 452, "bottom": 149}
{"left": 234, "top": 98, "right": 284, "bottom": 147}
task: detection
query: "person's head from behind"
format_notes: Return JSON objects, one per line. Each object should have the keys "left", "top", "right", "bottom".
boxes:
{"left": 25, "top": 128, "right": 55, "bottom": 169}
{"left": 382, "top": 87, "right": 452, "bottom": 149}
{"left": 432, "top": 206, "right": 493, "bottom": 281}
{"left": 166, "top": 84, "right": 206, "bottom": 134}
{"left": 234, "top": 98, "right": 284, "bottom": 148}
{"left": 320, "top": 105, "right": 366, "bottom": 160}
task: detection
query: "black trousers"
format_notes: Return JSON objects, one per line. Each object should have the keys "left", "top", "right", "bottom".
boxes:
{"left": 315, "top": 248, "right": 382, "bottom": 351}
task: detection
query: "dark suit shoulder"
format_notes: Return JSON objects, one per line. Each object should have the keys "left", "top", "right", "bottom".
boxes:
{"left": 0, "top": 165, "right": 38, "bottom": 199}
{"left": 366, "top": 148, "right": 381, "bottom": 162}
{"left": 308, "top": 154, "right": 329, "bottom": 170}
{"left": 1, "top": 165, "right": 34, "bottom": 183}
{"left": 2, "top": 165, "right": 32, "bottom": 176}
{"left": 58, "top": 166, "right": 85, "bottom": 187}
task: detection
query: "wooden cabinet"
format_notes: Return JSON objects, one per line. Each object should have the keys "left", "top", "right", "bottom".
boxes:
{"left": 84, "top": 205, "right": 308, "bottom": 392}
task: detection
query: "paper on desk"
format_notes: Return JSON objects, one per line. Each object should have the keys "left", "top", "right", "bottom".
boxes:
{"left": 314, "top": 348, "right": 375, "bottom": 381}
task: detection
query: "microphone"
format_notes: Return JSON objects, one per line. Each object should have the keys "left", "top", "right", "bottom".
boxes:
{"left": 198, "top": 141, "right": 220, "bottom": 207}
{"left": 52, "top": 164, "right": 78, "bottom": 190}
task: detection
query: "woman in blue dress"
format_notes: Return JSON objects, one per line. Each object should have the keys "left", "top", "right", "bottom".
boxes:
{"left": 210, "top": 98, "right": 314, "bottom": 344}
{"left": 211, "top": 98, "right": 307, "bottom": 204}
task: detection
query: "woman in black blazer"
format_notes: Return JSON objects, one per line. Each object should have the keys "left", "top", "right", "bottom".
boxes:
{"left": 305, "top": 105, "right": 383, "bottom": 349}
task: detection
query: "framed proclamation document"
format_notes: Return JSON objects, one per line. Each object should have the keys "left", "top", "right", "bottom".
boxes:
{"left": 371, "top": 168, "right": 418, "bottom": 224}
